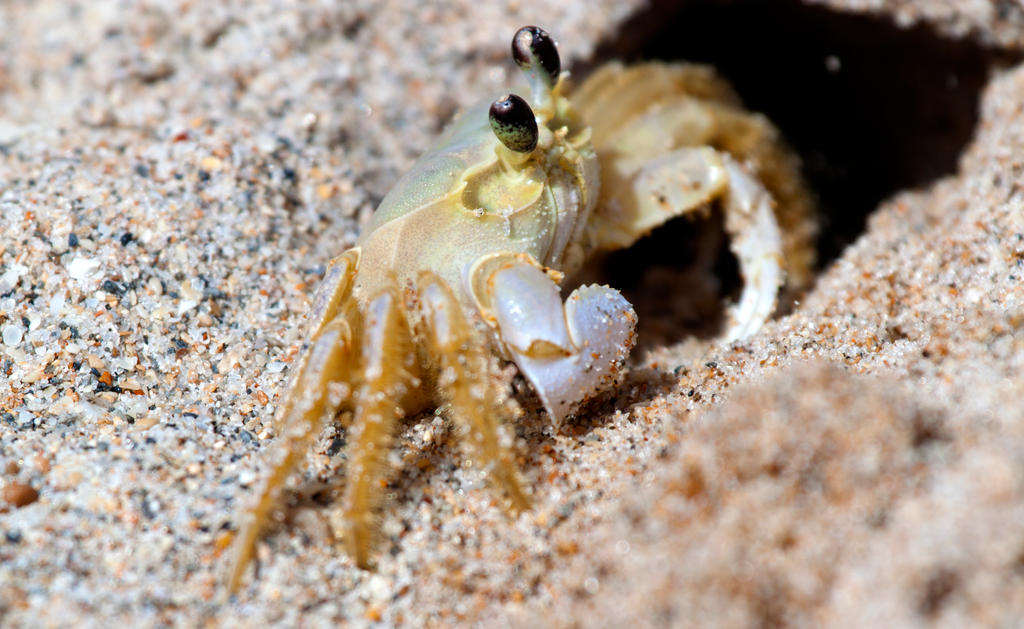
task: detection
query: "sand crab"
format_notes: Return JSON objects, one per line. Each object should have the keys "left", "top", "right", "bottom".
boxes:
{"left": 227, "top": 26, "right": 814, "bottom": 590}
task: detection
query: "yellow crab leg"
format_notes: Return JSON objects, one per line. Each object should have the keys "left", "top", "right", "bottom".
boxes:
{"left": 227, "top": 316, "right": 359, "bottom": 593}
{"left": 270, "top": 250, "right": 361, "bottom": 430}
{"left": 226, "top": 251, "right": 360, "bottom": 595}
{"left": 336, "top": 285, "right": 418, "bottom": 569}
{"left": 416, "top": 271, "right": 529, "bottom": 512}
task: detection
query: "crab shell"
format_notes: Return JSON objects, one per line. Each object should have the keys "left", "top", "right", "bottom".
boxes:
{"left": 356, "top": 95, "right": 598, "bottom": 285}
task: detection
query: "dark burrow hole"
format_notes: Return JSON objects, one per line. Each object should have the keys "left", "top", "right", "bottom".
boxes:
{"left": 574, "top": 0, "right": 1018, "bottom": 351}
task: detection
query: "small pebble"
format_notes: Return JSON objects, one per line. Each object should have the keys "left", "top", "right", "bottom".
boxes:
{"left": 2, "top": 482, "right": 39, "bottom": 508}
{"left": 67, "top": 257, "right": 100, "bottom": 281}
{"left": 2, "top": 324, "right": 24, "bottom": 346}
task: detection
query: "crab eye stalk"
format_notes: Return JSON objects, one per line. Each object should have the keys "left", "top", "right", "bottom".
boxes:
{"left": 511, "top": 26, "right": 560, "bottom": 113}
{"left": 489, "top": 94, "right": 538, "bottom": 153}
{"left": 512, "top": 26, "right": 560, "bottom": 88}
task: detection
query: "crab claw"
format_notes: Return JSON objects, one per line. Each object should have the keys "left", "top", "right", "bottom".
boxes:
{"left": 488, "top": 263, "right": 636, "bottom": 423}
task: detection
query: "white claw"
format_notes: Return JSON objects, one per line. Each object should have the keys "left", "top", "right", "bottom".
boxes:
{"left": 487, "top": 263, "right": 574, "bottom": 355}
{"left": 489, "top": 263, "right": 636, "bottom": 423}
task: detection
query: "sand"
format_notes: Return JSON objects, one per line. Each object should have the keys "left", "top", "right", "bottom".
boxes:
{"left": 2, "top": 1, "right": 1024, "bottom": 627}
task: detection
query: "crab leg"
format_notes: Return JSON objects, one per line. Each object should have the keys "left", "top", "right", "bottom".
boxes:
{"left": 271, "top": 250, "right": 361, "bottom": 433}
{"left": 484, "top": 261, "right": 636, "bottom": 423}
{"left": 718, "top": 155, "right": 784, "bottom": 341}
{"left": 416, "top": 271, "right": 529, "bottom": 511}
{"left": 576, "top": 61, "right": 815, "bottom": 290}
{"left": 335, "top": 285, "right": 418, "bottom": 569}
{"left": 587, "top": 147, "right": 783, "bottom": 342}
{"left": 226, "top": 252, "right": 361, "bottom": 594}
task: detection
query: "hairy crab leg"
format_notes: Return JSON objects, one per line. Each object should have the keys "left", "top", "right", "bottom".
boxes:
{"left": 271, "top": 250, "right": 361, "bottom": 427}
{"left": 573, "top": 62, "right": 744, "bottom": 148}
{"left": 226, "top": 252, "right": 360, "bottom": 594}
{"left": 415, "top": 271, "right": 529, "bottom": 512}
{"left": 577, "top": 61, "right": 815, "bottom": 293}
{"left": 335, "top": 285, "right": 418, "bottom": 569}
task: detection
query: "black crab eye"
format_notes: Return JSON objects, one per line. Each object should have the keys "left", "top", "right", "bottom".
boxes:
{"left": 489, "top": 94, "right": 538, "bottom": 153}
{"left": 512, "top": 26, "right": 560, "bottom": 88}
